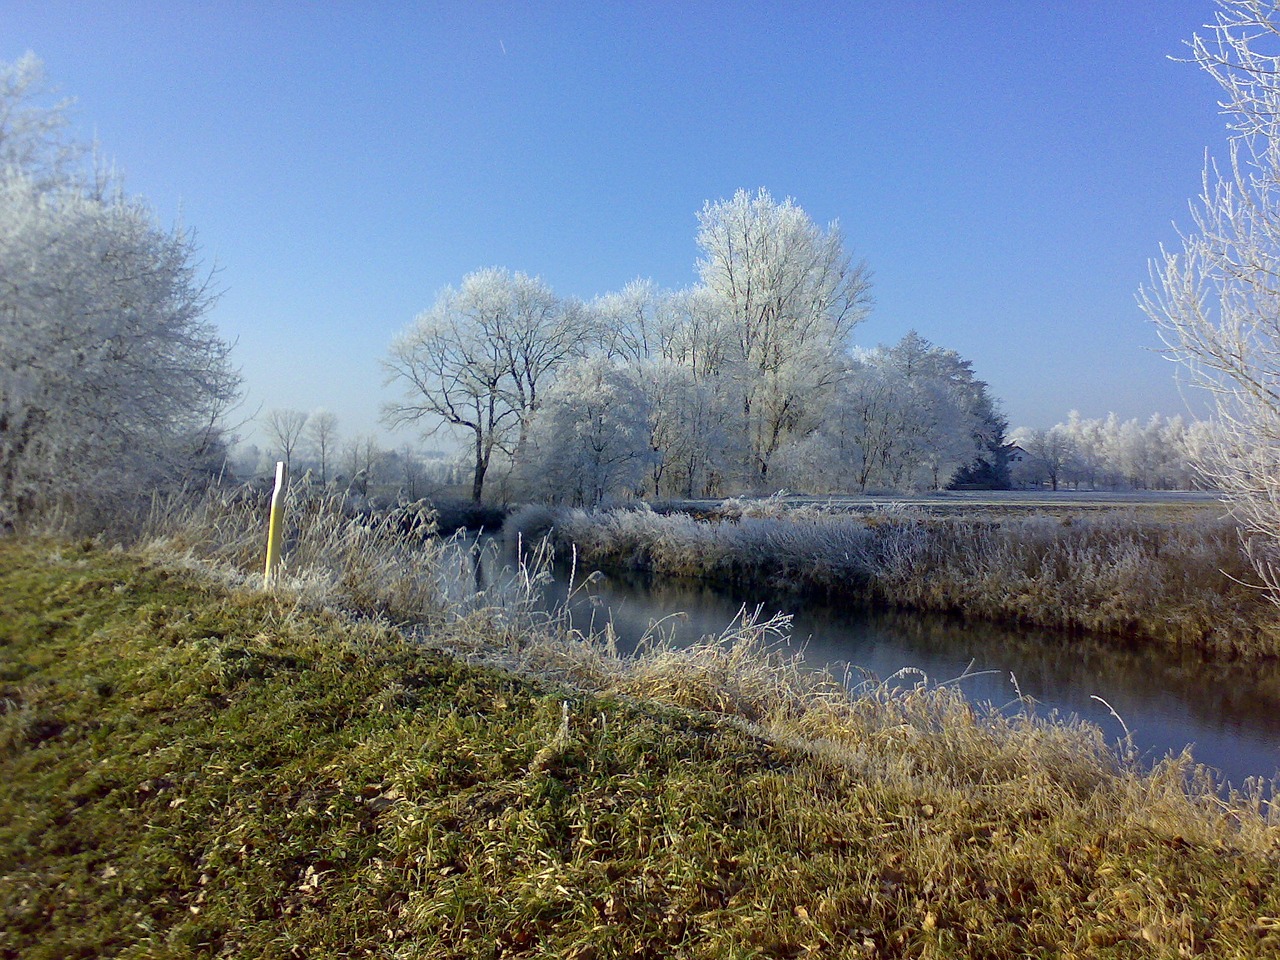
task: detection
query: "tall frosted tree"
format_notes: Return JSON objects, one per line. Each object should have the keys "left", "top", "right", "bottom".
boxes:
{"left": 590, "top": 278, "right": 681, "bottom": 366}
{"left": 383, "top": 282, "right": 517, "bottom": 503}
{"left": 306, "top": 409, "right": 339, "bottom": 484}
{"left": 0, "top": 55, "right": 240, "bottom": 526}
{"left": 785, "top": 333, "right": 998, "bottom": 493}
{"left": 882, "top": 332, "right": 1001, "bottom": 490}
{"left": 1010, "top": 426, "right": 1078, "bottom": 491}
{"left": 518, "top": 358, "right": 651, "bottom": 507}
{"left": 383, "top": 268, "right": 587, "bottom": 502}
{"left": 0, "top": 53, "right": 78, "bottom": 188}
{"left": 1140, "top": 0, "right": 1280, "bottom": 598}
{"left": 263, "top": 408, "right": 308, "bottom": 474}
{"left": 696, "top": 188, "right": 873, "bottom": 487}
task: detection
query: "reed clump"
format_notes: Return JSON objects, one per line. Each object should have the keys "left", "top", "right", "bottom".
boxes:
{"left": 529, "top": 503, "right": 1280, "bottom": 659}
{"left": 140, "top": 484, "right": 448, "bottom": 624}
{"left": 3, "top": 537, "right": 1280, "bottom": 958}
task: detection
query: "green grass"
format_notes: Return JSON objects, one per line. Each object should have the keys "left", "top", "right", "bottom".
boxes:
{"left": 4, "top": 537, "right": 1280, "bottom": 958}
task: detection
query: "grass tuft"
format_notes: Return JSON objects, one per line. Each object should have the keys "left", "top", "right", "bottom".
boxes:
{"left": 140, "top": 485, "right": 448, "bottom": 624}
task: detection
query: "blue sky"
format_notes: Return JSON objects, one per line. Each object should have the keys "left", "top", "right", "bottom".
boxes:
{"left": 3, "top": 1, "right": 1232, "bottom": 447}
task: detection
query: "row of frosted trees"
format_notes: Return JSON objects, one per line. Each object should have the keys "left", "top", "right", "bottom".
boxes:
{"left": 384, "top": 189, "right": 1005, "bottom": 506}
{"left": 243, "top": 408, "right": 452, "bottom": 499}
{"left": 1010, "top": 413, "right": 1219, "bottom": 492}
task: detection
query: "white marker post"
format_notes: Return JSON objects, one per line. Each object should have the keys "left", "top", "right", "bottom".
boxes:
{"left": 263, "top": 461, "right": 288, "bottom": 587}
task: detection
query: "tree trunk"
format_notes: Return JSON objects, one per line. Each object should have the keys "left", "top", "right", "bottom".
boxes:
{"left": 471, "top": 432, "right": 487, "bottom": 503}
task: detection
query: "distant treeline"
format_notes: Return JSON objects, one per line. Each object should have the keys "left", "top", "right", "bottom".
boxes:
{"left": 1010, "top": 412, "right": 1217, "bottom": 492}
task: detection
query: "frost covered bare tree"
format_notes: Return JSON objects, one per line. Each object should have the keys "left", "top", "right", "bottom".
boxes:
{"left": 518, "top": 357, "right": 651, "bottom": 507}
{"left": 591, "top": 278, "right": 688, "bottom": 367}
{"left": 383, "top": 268, "right": 588, "bottom": 502}
{"left": 783, "top": 333, "right": 999, "bottom": 493}
{"left": 505, "top": 277, "right": 589, "bottom": 454}
{"left": 879, "top": 332, "right": 1000, "bottom": 490}
{"left": 1017, "top": 411, "right": 1216, "bottom": 491}
{"left": 305, "top": 409, "right": 339, "bottom": 484}
{"left": 1139, "top": 1, "right": 1280, "bottom": 597}
{"left": 0, "top": 55, "right": 240, "bottom": 526}
{"left": 263, "top": 408, "right": 308, "bottom": 474}
{"left": 383, "top": 289, "right": 515, "bottom": 503}
{"left": 1010, "top": 426, "right": 1078, "bottom": 491}
{"left": 697, "top": 188, "right": 873, "bottom": 486}
{"left": 340, "top": 434, "right": 382, "bottom": 496}
{"left": 0, "top": 53, "right": 79, "bottom": 188}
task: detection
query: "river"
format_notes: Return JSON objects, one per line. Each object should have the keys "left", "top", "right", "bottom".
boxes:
{"left": 444, "top": 534, "right": 1280, "bottom": 789}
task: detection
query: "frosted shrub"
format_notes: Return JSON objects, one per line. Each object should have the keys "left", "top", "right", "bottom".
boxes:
{"left": 502, "top": 503, "right": 558, "bottom": 547}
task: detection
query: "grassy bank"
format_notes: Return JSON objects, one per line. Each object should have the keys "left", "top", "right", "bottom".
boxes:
{"left": 4, "top": 536, "right": 1280, "bottom": 957}
{"left": 525, "top": 503, "right": 1280, "bottom": 660}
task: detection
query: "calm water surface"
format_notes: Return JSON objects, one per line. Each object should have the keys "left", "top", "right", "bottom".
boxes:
{"left": 447, "top": 536, "right": 1280, "bottom": 788}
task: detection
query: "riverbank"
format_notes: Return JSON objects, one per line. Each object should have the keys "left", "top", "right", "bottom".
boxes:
{"left": 4, "top": 534, "right": 1280, "bottom": 957}
{"left": 519, "top": 500, "right": 1280, "bottom": 661}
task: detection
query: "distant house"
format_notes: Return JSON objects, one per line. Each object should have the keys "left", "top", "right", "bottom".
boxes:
{"left": 1005, "top": 444, "right": 1034, "bottom": 489}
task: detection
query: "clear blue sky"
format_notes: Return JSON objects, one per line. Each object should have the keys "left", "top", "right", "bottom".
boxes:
{"left": 3, "top": 1, "right": 1231, "bottom": 446}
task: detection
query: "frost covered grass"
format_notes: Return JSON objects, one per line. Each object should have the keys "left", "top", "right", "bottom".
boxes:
{"left": 525, "top": 501, "right": 1280, "bottom": 659}
{"left": 5, "top": 536, "right": 1280, "bottom": 958}
{"left": 140, "top": 485, "right": 450, "bottom": 624}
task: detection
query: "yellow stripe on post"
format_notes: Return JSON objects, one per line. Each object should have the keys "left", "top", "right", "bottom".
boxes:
{"left": 263, "top": 461, "right": 288, "bottom": 587}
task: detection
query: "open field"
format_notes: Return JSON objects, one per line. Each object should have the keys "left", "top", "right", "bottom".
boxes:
{"left": 4, "top": 535, "right": 1280, "bottom": 957}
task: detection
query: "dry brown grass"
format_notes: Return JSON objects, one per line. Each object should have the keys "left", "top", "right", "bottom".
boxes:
{"left": 535, "top": 503, "right": 1280, "bottom": 659}
{"left": 140, "top": 484, "right": 448, "bottom": 623}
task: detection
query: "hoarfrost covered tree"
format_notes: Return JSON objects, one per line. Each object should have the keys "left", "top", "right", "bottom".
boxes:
{"left": 591, "top": 278, "right": 668, "bottom": 366}
{"left": 790, "top": 333, "right": 998, "bottom": 493}
{"left": 663, "top": 286, "right": 734, "bottom": 383}
{"left": 1113, "top": 415, "right": 1166, "bottom": 490}
{"left": 306, "top": 409, "right": 339, "bottom": 485}
{"left": 0, "top": 55, "right": 240, "bottom": 525}
{"left": 697, "top": 188, "right": 873, "bottom": 487}
{"left": 0, "top": 53, "right": 79, "bottom": 188}
{"left": 1061, "top": 410, "right": 1110, "bottom": 489}
{"left": 340, "top": 434, "right": 382, "bottom": 497}
{"left": 392, "top": 444, "right": 425, "bottom": 500}
{"left": 807, "top": 358, "right": 906, "bottom": 493}
{"left": 590, "top": 283, "right": 737, "bottom": 497}
{"left": 383, "top": 274, "right": 519, "bottom": 503}
{"left": 1020, "top": 411, "right": 1215, "bottom": 491}
{"left": 519, "top": 358, "right": 652, "bottom": 507}
{"left": 621, "top": 286, "right": 738, "bottom": 496}
{"left": 880, "top": 332, "right": 999, "bottom": 490}
{"left": 383, "top": 268, "right": 587, "bottom": 502}
{"left": 1140, "top": 0, "right": 1280, "bottom": 597}
{"left": 1010, "top": 426, "right": 1078, "bottom": 491}
{"left": 1181, "top": 417, "right": 1225, "bottom": 487}
{"left": 495, "top": 270, "right": 588, "bottom": 448}
{"left": 636, "top": 360, "right": 708, "bottom": 497}
{"left": 263, "top": 408, "right": 308, "bottom": 474}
